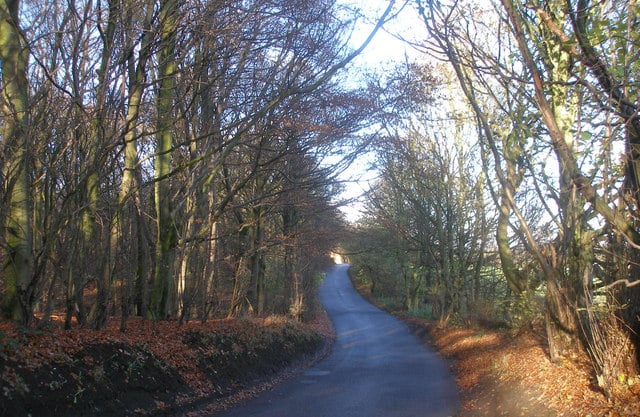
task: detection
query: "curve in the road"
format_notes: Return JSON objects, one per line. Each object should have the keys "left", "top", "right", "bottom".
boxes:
{"left": 213, "top": 263, "right": 460, "bottom": 417}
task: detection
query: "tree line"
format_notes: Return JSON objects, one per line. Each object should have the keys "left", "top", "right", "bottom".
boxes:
{"left": 5, "top": 0, "right": 639, "bottom": 398}
{"left": 0, "top": 0, "right": 392, "bottom": 330}
{"left": 345, "top": 0, "right": 640, "bottom": 396}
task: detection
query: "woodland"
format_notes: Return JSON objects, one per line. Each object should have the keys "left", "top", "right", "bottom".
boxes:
{"left": 1, "top": 0, "right": 640, "bottom": 414}
{"left": 344, "top": 0, "right": 640, "bottom": 403}
{"left": 0, "top": 0, "right": 386, "bottom": 329}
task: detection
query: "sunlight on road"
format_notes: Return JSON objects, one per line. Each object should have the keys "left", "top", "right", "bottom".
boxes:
{"left": 331, "top": 252, "right": 344, "bottom": 264}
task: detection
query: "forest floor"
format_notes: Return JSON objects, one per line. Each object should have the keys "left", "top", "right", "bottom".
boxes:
{"left": 407, "top": 315, "right": 640, "bottom": 417}
{"left": 0, "top": 312, "right": 334, "bottom": 417}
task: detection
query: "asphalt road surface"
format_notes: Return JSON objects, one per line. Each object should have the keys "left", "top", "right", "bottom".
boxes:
{"left": 214, "top": 263, "right": 460, "bottom": 417}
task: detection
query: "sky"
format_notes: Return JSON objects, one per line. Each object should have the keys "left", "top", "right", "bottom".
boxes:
{"left": 347, "top": 1, "right": 424, "bottom": 64}
{"left": 336, "top": 1, "right": 425, "bottom": 223}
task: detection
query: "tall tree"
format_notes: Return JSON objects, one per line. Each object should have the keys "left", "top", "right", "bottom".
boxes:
{"left": 500, "top": 0, "right": 640, "bottom": 389}
{"left": 412, "top": 0, "right": 640, "bottom": 392}
{"left": 1, "top": 0, "right": 34, "bottom": 325}
{"left": 151, "top": 0, "right": 179, "bottom": 320}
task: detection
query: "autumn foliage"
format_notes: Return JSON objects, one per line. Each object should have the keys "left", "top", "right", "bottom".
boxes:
{"left": 0, "top": 315, "right": 329, "bottom": 416}
{"left": 405, "top": 316, "right": 640, "bottom": 417}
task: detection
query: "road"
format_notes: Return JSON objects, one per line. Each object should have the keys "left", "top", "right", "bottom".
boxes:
{"left": 214, "top": 263, "right": 459, "bottom": 417}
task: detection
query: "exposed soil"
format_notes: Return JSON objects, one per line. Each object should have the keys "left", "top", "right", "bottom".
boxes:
{"left": 0, "top": 313, "right": 333, "bottom": 417}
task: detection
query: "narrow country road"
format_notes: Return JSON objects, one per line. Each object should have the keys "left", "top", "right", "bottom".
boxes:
{"left": 214, "top": 264, "right": 460, "bottom": 417}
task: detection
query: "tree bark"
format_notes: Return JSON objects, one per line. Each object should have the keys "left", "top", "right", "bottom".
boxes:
{"left": 151, "top": 0, "right": 179, "bottom": 319}
{"left": 0, "top": 0, "right": 35, "bottom": 325}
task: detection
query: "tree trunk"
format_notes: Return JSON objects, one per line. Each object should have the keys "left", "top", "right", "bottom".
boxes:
{"left": 134, "top": 195, "right": 152, "bottom": 317}
{"left": 248, "top": 205, "right": 266, "bottom": 315}
{"left": 496, "top": 195, "right": 528, "bottom": 294}
{"left": 283, "top": 205, "right": 300, "bottom": 318}
{"left": 200, "top": 188, "right": 219, "bottom": 322}
{"left": 0, "top": 0, "right": 35, "bottom": 325}
{"left": 151, "top": 0, "right": 179, "bottom": 320}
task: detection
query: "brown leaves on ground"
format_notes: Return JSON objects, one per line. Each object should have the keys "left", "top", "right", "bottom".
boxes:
{"left": 1, "top": 318, "right": 219, "bottom": 398}
{"left": 404, "top": 316, "right": 640, "bottom": 417}
{"left": 0, "top": 314, "right": 329, "bottom": 417}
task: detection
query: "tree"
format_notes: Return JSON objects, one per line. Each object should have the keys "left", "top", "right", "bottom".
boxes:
{"left": 500, "top": 0, "right": 640, "bottom": 390}
{"left": 0, "top": 0, "right": 398, "bottom": 331}
{"left": 150, "top": 0, "right": 180, "bottom": 320}
{"left": 348, "top": 61, "right": 492, "bottom": 321}
{"left": 412, "top": 0, "right": 640, "bottom": 394}
{"left": 0, "top": 0, "right": 34, "bottom": 325}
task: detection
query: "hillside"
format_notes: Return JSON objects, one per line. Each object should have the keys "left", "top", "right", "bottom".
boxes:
{"left": 0, "top": 314, "right": 333, "bottom": 417}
